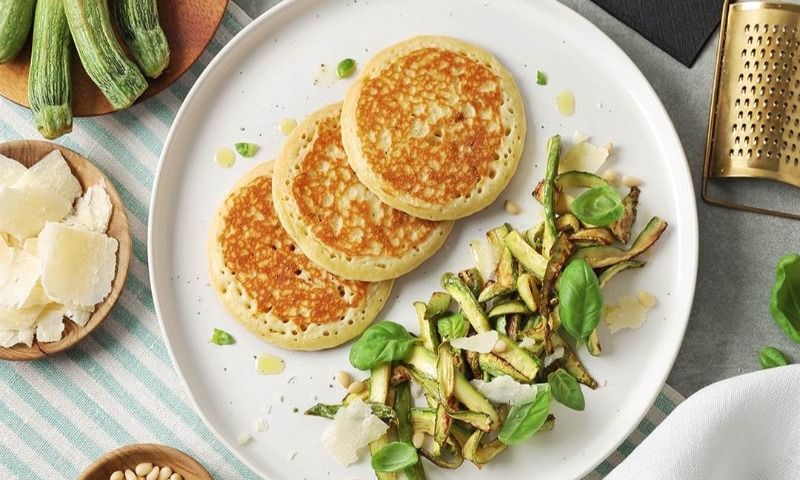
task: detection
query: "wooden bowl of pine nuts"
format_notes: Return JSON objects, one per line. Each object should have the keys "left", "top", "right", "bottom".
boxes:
{"left": 78, "top": 444, "right": 212, "bottom": 480}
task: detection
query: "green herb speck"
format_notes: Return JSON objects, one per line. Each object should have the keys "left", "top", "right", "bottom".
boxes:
{"left": 337, "top": 58, "right": 357, "bottom": 79}
{"left": 536, "top": 71, "right": 547, "bottom": 86}
{"left": 235, "top": 142, "right": 259, "bottom": 158}
{"left": 210, "top": 328, "right": 235, "bottom": 345}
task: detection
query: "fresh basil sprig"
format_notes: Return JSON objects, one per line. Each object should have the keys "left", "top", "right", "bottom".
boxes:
{"left": 498, "top": 388, "right": 551, "bottom": 445}
{"left": 770, "top": 253, "right": 800, "bottom": 345}
{"left": 349, "top": 321, "right": 416, "bottom": 370}
{"left": 570, "top": 184, "right": 623, "bottom": 226}
{"left": 759, "top": 346, "right": 790, "bottom": 369}
{"left": 370, "top": 441, "right": 419, "bottom": 472}
{"left": 437, "top": 312, "right": 469, "bottom": 340}
{"left": 547, "top": 368, "right": 585, "bottom": 410}
{"left": 558, "top": 259, "right": 603, "bottom": 343}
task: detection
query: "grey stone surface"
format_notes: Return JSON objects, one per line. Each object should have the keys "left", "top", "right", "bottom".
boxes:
{"left": 237, "top": 0, "right": 800, "bottom": 396}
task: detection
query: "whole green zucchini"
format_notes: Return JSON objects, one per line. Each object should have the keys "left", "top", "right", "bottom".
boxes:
{"left": 112, "top": 0, "right": 170, "bottom": 78}
{"left": 0, "top": 0, "right": 36, "bottom": 63}
{"left": 28, "top": 0, "right": 73, "bottom": 139}
{"left": 64, "top": 0, "right": 148, "bottom": 109}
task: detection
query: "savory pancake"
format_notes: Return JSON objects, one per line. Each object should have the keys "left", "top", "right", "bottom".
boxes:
{"left": 208, "top": 162, "right": 393, "bottom": 351}
{"left": 341, "top": 35, "right": 526, "bottom": 221}
{"left": 273, "top": 103, "right": 453, "bottom": 282}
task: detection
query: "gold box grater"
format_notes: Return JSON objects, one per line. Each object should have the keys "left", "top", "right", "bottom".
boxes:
{"left": 704, "top": 0, "right": 800, "bottom": 219}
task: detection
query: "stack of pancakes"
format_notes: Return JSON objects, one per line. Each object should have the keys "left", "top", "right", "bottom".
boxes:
{"left": 209, "top": 36, "right": 526, "bottom": 351}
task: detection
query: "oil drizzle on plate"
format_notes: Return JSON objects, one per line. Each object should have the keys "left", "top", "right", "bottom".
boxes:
{"left": 556, "top": 90, "right": 576, "bottom": 117}
{"left": 215, "top": 148, "right": 235, "bottom": 168}
{"left": 255, "top": 353, "right": 285, "bottom": 375}
{"left": 279, "top": 118, "right": 297, "bottom": 136}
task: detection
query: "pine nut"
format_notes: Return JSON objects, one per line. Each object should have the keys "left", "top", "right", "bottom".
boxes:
{"left": 336, "top": 370, "right": 352, "bottom": 389}
{"left": 601, "top": 169, "right": 620, "bottom": 185}
{"left": 146, "top": 467, "right": 160, "bottom": 480}
{"left": 124, "top": 470, "right": 137, "bottom": 480}
{"left": 347, "top": 380, "right": 365, "bottom": 394}
{"left": 638, "top": 290, "right": 656, "bottom": 309}
{"left": 169, "top": 474, "right": 183, "bottom": 480}
{"left": 135, "top": 464, "right": 153, "bottom": 476}
{"left": 158, "top": 467, "right": 172, "bottom": 480}
{"left": 604, "top": 143, "right": 614, "bottom": 155}
{"left": 622, "top": 175, "right": 640, "bottom": 187}
{"left": 492, "top": 340, "right": 508, "bottom": 353}
{"left": 110, "top": 471, "right": 124, "bottom": 480}
{"left": 504, "top": 200, "right": 521, "bottom": 215}
{"left": 412, "top": 431, "right": 425, "bottom": 449}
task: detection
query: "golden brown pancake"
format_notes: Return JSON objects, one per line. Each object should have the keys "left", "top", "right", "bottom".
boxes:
{"left": 273, "top": 103, "right": 453, "bottom": 282}
{"left": 208, "top": 162, "right": 393, "bottom": 351}
{"left": 341, "top": 35, "right": 526, "bottom": 221}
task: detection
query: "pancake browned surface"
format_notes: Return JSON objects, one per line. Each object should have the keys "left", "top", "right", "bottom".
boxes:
{"left": 273, "top": 103, "right": 454, "bottom": 282}
{"left": 341, "top": 35, "right": 526, "bottom": 221}
{"left": 208, "top": 162, "right": 392, "bottom": 351}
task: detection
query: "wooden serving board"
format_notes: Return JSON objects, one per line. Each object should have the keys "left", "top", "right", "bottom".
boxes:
{"left": 78, "top": 444, "right": 212, "bottom": 480}
{"left": 0, "top": 140, "right": 131, "bottom": 361}
{"left": 0, "top": 0, "right": 228, "bottom": 117}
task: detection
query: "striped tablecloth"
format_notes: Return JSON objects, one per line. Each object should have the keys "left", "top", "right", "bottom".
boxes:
{"left": 0, "top": 3, "right": 684, "bottom": 479}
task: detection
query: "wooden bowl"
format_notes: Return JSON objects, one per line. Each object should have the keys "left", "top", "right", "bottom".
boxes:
{"left": 78, "top": 444, "right": 212, "bottom": 480}
{"left": 0, "top": 0, "right": 229, "bottom": 117}
{"left": 0, "top": 140, "right": 131, "bottom": 361}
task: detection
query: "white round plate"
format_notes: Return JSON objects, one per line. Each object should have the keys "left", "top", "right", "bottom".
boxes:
{"left": 149, "top": 0, "right": 698, "bottom": 478}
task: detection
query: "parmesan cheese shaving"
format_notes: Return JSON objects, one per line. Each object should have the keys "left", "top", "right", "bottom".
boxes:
{"left": 0, "top": 154, "right": 26, "bottom": 186}
{"left": 38, "top": 223, "right": 118, "bottom": 308}
{"left": 35, "top": 305, "right": 66, "bottom": 343}
{"left": 13, "top": 150, "right": 81, "bottom": 205}
{"left": 321, "top": 398, "right": 389, "bottom": 466}
{"left": 0, "top": 247, "right": 41, "bottom": 309}
{"left": 64, "top": 184, "right": 113, "bottom": 233}
{"left": 471, "top": 376, "right": 541, "bottom": 405}
{"left": 559, "top": 141, "right": 610, "bottom": 174}
{"left": 0, "top": 327, "right": 34, "bottom": 348}
{"left": 604, "top": 294, "right": 653, "bottom": 333}
{"left": 450, "top": 331, "right": 499, "bottom": 353}
{"left": 0, "top": 186, "right": 72, "bottom": 239}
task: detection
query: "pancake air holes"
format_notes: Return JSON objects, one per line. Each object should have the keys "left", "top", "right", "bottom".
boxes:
{"left": 504, "top": 127, "right": 512, "bottom": 136}
{"left": 294, "top": 269, "right": 302, "bottom": 276}
{"left": 288, "top": 245, "right": 296, "bottom": 252}
{"left": 477, "top": 187, "right": 484, "bottom": 194}
{"left": 291, "top": 330, "right": 298, "bottom": 335}
{"left": 488, "top": 169, "right": 497, "bottom": 179}
{"left": 323, "top": 331, "right": 330, "bottom": 336}
{"left": 347, "top": 320, "right": 354, "bottom": 325}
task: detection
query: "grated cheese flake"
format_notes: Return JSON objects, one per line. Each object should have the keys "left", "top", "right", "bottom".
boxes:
{"left": 450, "top": 331, "right": 499, "bottom": 353}
{"left": 0, "top": 247, "right": 41, "bottom": 309}
{"left": 321, "top": 398, "right": 389, "bottom": 466}
{"left": 604, "top": 294, "right": 653, "bottom": 333}
{"left": 559, "top": 140, "right": 610, "bottom": 174}
{"left": 471, "top": 376, "right": 541, "bottom": 405}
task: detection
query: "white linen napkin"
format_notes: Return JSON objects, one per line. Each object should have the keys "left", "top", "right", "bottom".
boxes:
{"left": 607, "top": 365, "right": 800, "bottom": 479}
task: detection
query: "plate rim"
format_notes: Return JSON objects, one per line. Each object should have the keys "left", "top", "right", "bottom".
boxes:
{"left": 148, "top": 0, "right": 699, "bottom": 478}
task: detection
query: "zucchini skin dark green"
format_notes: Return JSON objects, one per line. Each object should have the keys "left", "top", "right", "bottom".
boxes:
{"left": 112, "top": 0, "right": 170, "bottom": 78}
{"left": 64, "top": 0, "right": 148, "bottom": 110}
{"left": 0, "top": 0, "right": 36, "bottom": 63}
{"left": 28, "top": 0, "right": 72, "bottom": 139}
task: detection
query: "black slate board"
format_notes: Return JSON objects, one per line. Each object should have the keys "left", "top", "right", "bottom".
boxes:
{"left": 591, "top": 0, "right": 724, "bottom": 67}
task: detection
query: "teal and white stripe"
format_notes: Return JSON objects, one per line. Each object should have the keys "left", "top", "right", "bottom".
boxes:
{"left": 0, "top": 2, "right": 683, "bottom": 479}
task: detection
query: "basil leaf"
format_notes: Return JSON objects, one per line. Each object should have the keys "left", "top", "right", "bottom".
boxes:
{"left": 770, "top": 253, "right": 800, "bottom": 345}
{"left": 498, "top": 389, "right": 551, "bottom": 445}
{"left": 210, "top": 328, "right": 235, "bottom": 345}
{"left": 370, "top": 441, "right": 419, "bottom": 472}
{"left": 547, "top": 368, "right": 585, "bottom": 410}
{"left": 759, "top": 346, "right": 790, "bottom": 369}
{"left": 570, "top": 184, "right": 623, "bottom": 226}
{"left": 349, "top": 321, "right": 416, "bottom": 370}
{"left": 437, "top": 312, "right": 469, "bottom": 340}
{"left": 558, "top": 259, "right": 603, "bottom": 343}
